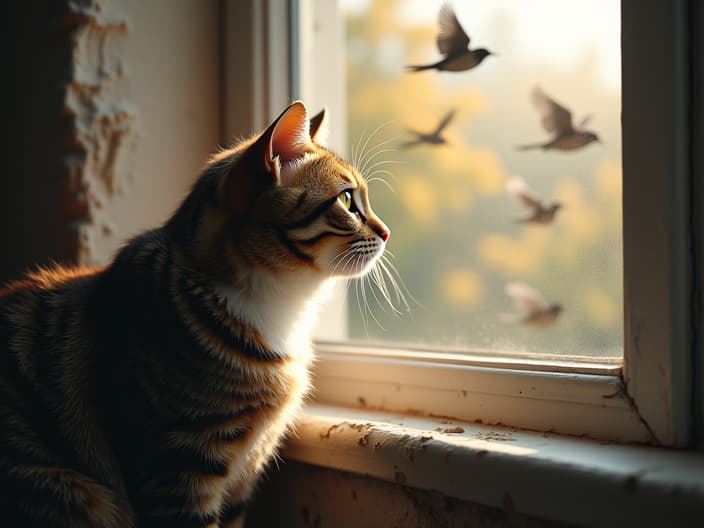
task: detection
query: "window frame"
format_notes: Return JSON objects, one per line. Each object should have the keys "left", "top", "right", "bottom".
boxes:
{"left": 620, "top": 0, "right": 694, "bottom": 447}
{"left": 225, "top": 0, "right": 700, "bottom": 447}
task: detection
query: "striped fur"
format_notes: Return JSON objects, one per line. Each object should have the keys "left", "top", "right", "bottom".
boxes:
{"left": 0, "top": 102, "right": 389, "bottom": 527}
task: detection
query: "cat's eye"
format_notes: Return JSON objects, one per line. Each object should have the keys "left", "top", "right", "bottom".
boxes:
{"left": 338, "top": 190, "right": 354, "bottom": 211}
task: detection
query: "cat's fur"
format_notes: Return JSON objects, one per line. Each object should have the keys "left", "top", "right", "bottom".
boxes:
{"left": 0, "top": 101, "right": 389, "bottom": 527}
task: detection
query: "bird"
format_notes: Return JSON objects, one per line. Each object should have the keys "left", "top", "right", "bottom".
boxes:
{"left": 506, "top": 175, "right": 563, "bottom": 225}
{"left": 400, "top": 109, "right": 456, "bottom": 149}
{"left": 405, "top": 3, "right": 494, "bottom": 73}
{"left": 498, "top": 282, "right": 563, "bottom": 327}
{"left": 517, "top": 86, "right": 600, "bottom": 151}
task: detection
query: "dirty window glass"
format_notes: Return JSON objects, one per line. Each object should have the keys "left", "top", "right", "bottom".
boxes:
{"left": 342, "top": 0, "right": 622, "bottom": 358}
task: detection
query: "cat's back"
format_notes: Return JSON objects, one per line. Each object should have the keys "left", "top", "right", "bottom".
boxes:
{"left": 0, "top": 263, "right": 138, "bottom": 527}
{"left": 0, "top": 264, "right": 103, "bottom": 358}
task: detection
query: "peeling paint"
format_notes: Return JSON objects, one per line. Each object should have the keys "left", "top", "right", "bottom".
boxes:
{"left": 435, "top": 426, "right": 465, "bottom": 434}
{"left": 472, "top": 432, "right": 516, "bottom": 442}
{"left": 61, "top": 0, "right": 136, "bottom": 265}
{"left": 319, "top": 423, "right": 344, "bottom": 439}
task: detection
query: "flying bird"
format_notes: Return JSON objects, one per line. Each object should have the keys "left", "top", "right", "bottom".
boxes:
{"left": 406, "top": 3, "right": 494, "bottom": 73}
{"left": 499, "top": 282, "right": 563, "bottom": 327}
{"left": 506, "top": 175, "right": 563, "bottom": 225}
{"left": 517, "top": 86, "right": 600, "bottom": 151}
{"left": 400, "top": 109, "right": 456, "bottom": 149}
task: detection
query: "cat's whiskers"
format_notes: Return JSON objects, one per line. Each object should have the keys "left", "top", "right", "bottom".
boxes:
{"left": 353, "top": 120, "right": 396, "bottom": 172}
{"left": 362, "top": 267, "right": 388, "bottom": 316}
{"left": 349, "top": 254, "right": 371, "bottom": 331}
{"left": 362, "top": 159, "right": 404, "bottom": 177}
{"left": 350, "top": 124, "right": 372, "bottom": 170}
{"left": 330, "top": 249, "right": 358, "bottom": 276}
{"left": 366, "top": 169, "right": 397, "bottom": 181}
{"left": 358, "top": 141, "right": 399, "bottom": 176}
{"left": 341, "top": 253, "right": 359, "bottom": 275}
{"left": 347, "top": 126, "right": 420, "bottom": 331}
{"left": 369, "top": 268, "right": 391, "bottom": 328}
{"left": 375, "top": 257, "right": 402, "bottom": 307}
{"left": 351, "top": 124, "right": 405, "bottom": 193}
{"left": 369, "top": 263, "right": 397, "bottom": 314}
{"left": 355, "top": 273, "right": 368, "bottom": 331}
{"left": 380, "top": 253, "right": 419, "bottom": 310}
{"left": 359, "top": 144, "right": 401, "bottom": 180}
{"left": 329, "top": 248, "right": 351, "bottom": 268}
{"left": 359, "top": 257, "right": 385, "bottom": 330}
{"left": 365, "top": 175, "right": 396, "bottom": 194}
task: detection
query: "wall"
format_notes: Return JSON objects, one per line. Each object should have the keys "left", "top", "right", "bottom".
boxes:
{"left": 246, "top": 461, "right": 573, "bottom": 528}
{"left": 2, "top": 0, "right": 220, "bottom": 283}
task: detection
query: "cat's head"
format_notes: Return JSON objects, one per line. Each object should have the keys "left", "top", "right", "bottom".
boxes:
{"left": 178, "top": 101, "right": 389, "bottom": 282}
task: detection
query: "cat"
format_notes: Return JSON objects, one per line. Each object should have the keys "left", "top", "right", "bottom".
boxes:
{"left": 0, "top": 101, "right": 390, "bottom": 527}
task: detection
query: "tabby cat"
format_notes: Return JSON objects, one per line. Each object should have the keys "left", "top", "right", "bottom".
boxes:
{"left": 0, "top": 101, "right": 390, "bottom": 527}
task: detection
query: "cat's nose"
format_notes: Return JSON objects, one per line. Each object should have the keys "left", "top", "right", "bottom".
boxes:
{"left": 379, "top": 228, "right": 390, "bottom": 242}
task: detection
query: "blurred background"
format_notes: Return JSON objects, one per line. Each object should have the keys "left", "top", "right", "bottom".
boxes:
{"left": 341, "top": 0, "right": 622, "bottom": 358}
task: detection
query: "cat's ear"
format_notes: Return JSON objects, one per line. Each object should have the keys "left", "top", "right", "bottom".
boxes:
{"left": 223, "top": 101, "right": 313, "bottom": 214}
{"left": 259, "top": 100, "right": 313, "bottom": 175}
{"left": 309, "top": 108, "right": 329, "bottom": 146}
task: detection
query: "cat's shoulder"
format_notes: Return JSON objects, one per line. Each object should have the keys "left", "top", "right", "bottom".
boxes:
{"left": 0, "top": 264, "right": 102, "bottom": 299}
{"left": 0, "top": 229, "right": 169, "bottom": 302}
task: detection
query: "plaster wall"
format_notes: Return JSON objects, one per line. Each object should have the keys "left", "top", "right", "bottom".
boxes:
{"left": 247, "top": 461, "right": 572, "bottom": 528}
{"left": 2, "top": 0, "right": 221, "bottom": 282}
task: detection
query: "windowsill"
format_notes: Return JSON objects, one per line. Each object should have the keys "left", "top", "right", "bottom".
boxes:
{"left": 284, "top": 404, "right": 704, "bottom": 527}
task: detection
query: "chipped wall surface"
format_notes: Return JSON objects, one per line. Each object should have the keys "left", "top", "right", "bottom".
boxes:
{"left": 247, "top": 461, "right": 573, "bottom": 528}
{"left": 3, "top": 0, "right": 220, "bottom": 281}
{"left": 67, "top": 0, "right": 221, "bottom": 265}
{"left": 63, "top": 0, "right": 134, "bottom": 264}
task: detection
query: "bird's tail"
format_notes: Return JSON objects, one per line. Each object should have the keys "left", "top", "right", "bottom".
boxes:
{"left": 405, "top": 63, "right": 434, "bottom": 72}
{"left": 515, "top": 143, "right": 544, "bottom": 151}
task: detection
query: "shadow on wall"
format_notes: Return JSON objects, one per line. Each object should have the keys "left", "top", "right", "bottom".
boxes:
{"left": 246, "top": 461, "right": 574, "bottom": 528}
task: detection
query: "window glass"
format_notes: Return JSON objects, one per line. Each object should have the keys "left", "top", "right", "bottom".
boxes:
{"left": 342, "top": 0, "right": 622, "bottom": 357}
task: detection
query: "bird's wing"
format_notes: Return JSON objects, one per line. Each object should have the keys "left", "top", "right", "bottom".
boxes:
{"left": 432, "top": 109, "right": 456, "bottom": 136}
{"left": 576, "top": 114, "right": 592, "bottom": 130}
{"left": 399, "top": 139, "right": 422, "bottom": 149}
{"left": 531, "top": 86, "right": 574, "bottom": 135}
{"left": 436, "top": 3, "right": 470, "bottom": 55}
{"left": 506, "top": 175, "right": 543, "bottom": 210}
{"left": 505, "top": 282, "right": 546, "bottom": 313}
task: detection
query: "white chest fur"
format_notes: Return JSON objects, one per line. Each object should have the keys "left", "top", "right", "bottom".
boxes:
{"left": 214, "top": 270, "right": 335, "bottom": 481}
{"left": 216, "top": 269, "right": 334, "bottom": 361}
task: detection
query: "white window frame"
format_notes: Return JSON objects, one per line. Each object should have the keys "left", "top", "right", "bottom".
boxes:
{"left": 223, "top": 0, "right": 701, "bottom": 448}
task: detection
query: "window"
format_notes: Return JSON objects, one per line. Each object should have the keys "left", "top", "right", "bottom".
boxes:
{"left": 341, "top": 0, "right": 622, "bottom": 360}
{"left": 228, "top": 0, "right": 698, "bottom": 448}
